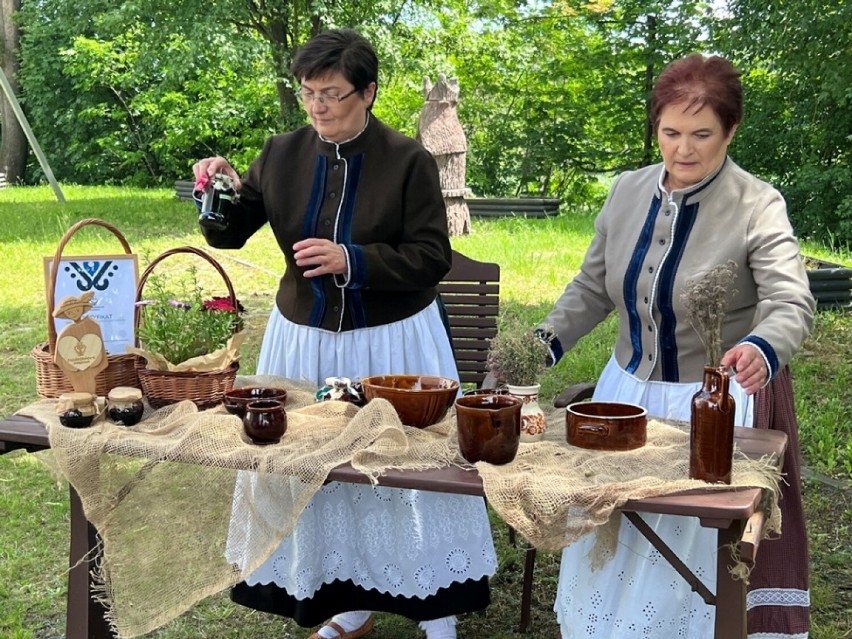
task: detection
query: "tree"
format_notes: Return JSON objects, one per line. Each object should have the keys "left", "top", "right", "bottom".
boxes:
{"left": 0, "top": 0, "right": 25, "bottom": 183}
{"left": 716, "top": 0, "right": 852, "bottom": 244}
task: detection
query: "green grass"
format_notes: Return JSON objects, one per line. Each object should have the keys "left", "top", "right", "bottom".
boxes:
{"left": 1, "top": 186, "right": 850, "bottom": 637}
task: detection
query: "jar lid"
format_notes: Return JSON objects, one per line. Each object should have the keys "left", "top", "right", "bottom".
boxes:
{"left": 58, "top": 392, "right": 96, "bottom": 407}
{"left": 108, "top": 386, "right": 143, "bottom": 402}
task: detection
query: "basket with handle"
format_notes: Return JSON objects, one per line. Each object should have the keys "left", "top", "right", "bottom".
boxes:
{"left": 134, "top": 246, "right": 240, "bottom": 409}
{"left": 32, "top": 218, "right": 140, "bottom": 398}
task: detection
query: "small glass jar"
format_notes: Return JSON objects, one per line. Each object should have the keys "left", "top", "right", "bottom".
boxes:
{"left": 315, "top": 376, "right": 363, "bottom": 405}
{"left": 56, "top": 392, "right": 98, "bottom": 428}
{"left": 107, "top": 386, "right": 145, "bottom": 426}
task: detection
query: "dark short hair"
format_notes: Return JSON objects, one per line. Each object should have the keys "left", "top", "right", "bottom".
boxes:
{"left": 291, "top": 29, "right": 378, "bottom": 96}
{"left": 651, "top": 54, "right": 743, "bottom": 136}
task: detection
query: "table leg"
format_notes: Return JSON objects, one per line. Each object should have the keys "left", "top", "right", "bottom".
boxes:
{"left": 67, "top": 486, "right": 115, "bottom": 639}
{"left": 714, "top": 522, "right": 747, "bottom": 639}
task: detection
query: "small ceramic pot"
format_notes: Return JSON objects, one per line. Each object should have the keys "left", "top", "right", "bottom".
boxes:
{"left": 56, "top": 392, "right": 98, "bottom": 428}
{"left": 242, "top": 399, "right": 287, "bottom": 445}
{"left": 565, "top": 401, "right": 647, "bottom": 451}
{"left": 455, "top": 394, "right": 522, "bottom": 465}
{"left": 107, "top": 386, "right": 144, "bottom": 426}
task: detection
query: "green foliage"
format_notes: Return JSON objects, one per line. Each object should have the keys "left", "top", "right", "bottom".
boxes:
{"left": 136, "top": 268, "right": 242, "bottom": 366}
{"left": 717, "top": 0, "right": 852, "bottom": 244}
{"left": 9, "top": 0, "right": 851, "bottom": 247}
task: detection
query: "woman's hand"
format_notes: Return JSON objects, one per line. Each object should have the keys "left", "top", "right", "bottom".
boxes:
{"left": 192, "top": 156, "right": 242, "bottom": 191}
{"left": 720, "top": 343, "right": 767, "bottom": 395}
{"left": 293, "top": 238, "right": 347, "bottom": 278}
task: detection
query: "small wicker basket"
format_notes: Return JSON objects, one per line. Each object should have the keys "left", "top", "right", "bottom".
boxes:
{"left": 134, "top": 246, "right": 239, "bottom": 409}
{"left": 32, "top": 218, "right": 140, "bottom": 398}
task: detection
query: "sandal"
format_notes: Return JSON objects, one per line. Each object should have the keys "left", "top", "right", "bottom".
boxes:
{"left": 308, "top": 617, "right": 374, "bottom": 639}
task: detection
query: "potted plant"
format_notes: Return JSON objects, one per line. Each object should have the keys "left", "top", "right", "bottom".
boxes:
{"left": 486, "top": 316, "right": 551, "bottom": 441}
{"left": 129, "top": 247, "right": 246, "bottom": 409}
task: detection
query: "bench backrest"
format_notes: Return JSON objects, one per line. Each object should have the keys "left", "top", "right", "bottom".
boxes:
{"left": 438, "top": 250, "right": 500, "bottom": 387}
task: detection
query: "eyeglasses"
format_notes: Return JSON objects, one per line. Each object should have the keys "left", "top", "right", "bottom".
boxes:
{"left": 297, "top": 87, "right": 358, "bottom": 106}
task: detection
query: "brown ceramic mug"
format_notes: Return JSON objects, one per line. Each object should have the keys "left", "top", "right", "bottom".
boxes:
{"left": 242, "top": 399, "right": 287, "bottom": 445}
{"left": 455, "top": 394, "right": 522, "bottom": 465}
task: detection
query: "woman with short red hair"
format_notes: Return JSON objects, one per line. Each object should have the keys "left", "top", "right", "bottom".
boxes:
{"left": 540, "top": 54, "right": 813, "bottom": 639}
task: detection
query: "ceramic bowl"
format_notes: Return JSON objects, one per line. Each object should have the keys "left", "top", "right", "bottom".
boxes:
{"left": 361, "top": 374, "right": 459, "bottom": 428}
{"left": 565, "top": 401, "right": 647, "bottom": 451}
{"left": 224, "top": 386, "right": 288, "bottom": 418}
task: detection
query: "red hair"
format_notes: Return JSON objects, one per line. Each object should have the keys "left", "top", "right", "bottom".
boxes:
{"left": 651, "top": 54, "right": 743, "bottom": 135}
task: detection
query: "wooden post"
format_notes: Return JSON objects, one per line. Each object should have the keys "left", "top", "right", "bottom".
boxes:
{"left": 0, "top": 67, "right": 65, "bottom": 202}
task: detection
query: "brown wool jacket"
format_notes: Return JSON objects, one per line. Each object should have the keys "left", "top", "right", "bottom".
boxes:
{"left": 201, "top": 115, "right": 451, "bottom": 332}
{"left": 542, "top": 158, "right": 815, "bottom": 384}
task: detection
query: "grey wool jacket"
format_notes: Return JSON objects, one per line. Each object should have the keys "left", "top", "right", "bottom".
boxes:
{"left": 200, "top": 115, "right": 452, "bottom": 332}
{"left": 542, "top": 158, "right": 815, "bottom": 384}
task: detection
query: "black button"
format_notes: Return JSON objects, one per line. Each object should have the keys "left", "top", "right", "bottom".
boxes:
{"left": 324, "top": 219, "right": 331, "bottom": 226}
{"left": 644, "top": 296, "right": 649, "bottom": 304}
{"left": 648, "top": 266, "right": 653, "bottom": 273}
{"left": 329, "top": 192, "right": 336, "bottom": 199}
{"left": 648, "top": 354, "right": 653, "bottom": 361}
{"left": 665, "top": 210, "right": 671, "bottom": 216}
{"left": 648, "top": 325, "right": 653, "bottom": 332}
{"left": 333, "top": 305, "right": 340, "bottom": 313}
{"left": 333, "top": 164, "right": 340, "bottom": 171}
{"left": 659, "top": 238, "right": 665, "bottom": 245}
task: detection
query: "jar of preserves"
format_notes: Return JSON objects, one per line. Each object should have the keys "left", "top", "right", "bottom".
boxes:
{"left": 56, "top": 392, "right": 98, "bottom": 428}
{"left": 107, "top": 386, "right": 145, "bottom": 426}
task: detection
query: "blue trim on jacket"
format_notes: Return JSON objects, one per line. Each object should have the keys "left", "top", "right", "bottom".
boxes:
{"left": 624, "top": 196, "right": 661, "bottom": 373}
{"left": 306, "top": 156, "right": 328, "bottom": 327}
{"left": 657, "top": 200, "right": 698, "bottom": 381}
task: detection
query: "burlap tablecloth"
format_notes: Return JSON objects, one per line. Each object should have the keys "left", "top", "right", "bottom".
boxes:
{"left": 18, "top": 375, "right": 781, "bottom": 638}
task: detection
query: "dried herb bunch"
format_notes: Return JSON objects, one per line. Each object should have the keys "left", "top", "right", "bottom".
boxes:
{"left": 679, "top": 260, "right": 738, "bottom": 366}
{"left": 487, "top": 317, "right": 551, "bottom": 387}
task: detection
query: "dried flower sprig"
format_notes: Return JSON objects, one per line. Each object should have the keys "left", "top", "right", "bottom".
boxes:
{"left": 679, "top": 260, "right": 738, "bottom": 366}
{"left": 487, "top": 316, "right": 552, "bottom": 386}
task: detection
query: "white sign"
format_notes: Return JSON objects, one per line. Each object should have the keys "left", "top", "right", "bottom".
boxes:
{"left": 45, "top": 254, "right": 139, "bottom": 355}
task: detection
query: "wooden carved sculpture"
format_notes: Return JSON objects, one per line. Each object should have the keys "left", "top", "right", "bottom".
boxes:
{"left": 417, "top": 75, "right": 471, "bottom": 236}
{"left": 52, "top": 291, "right": 108, "bottom": 393}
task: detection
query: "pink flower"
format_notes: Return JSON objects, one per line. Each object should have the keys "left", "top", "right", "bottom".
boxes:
{"left": 203, "top": 296, "right": 245, "bottom": 313}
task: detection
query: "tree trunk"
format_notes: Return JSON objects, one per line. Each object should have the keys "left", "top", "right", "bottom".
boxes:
{"left": 0, "top": 0, "right": 26, "bottom": 183}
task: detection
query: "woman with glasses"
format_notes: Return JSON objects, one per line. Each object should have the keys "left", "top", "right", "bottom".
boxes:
{"left": 193, "top": 28, "right": 495, "bottom": 639}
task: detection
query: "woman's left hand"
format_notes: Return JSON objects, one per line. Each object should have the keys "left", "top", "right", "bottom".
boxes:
{"left": 293, "top": 238, "right": 347, "bottom": 277}
{"left": 720, "top": 344, "right": 767, "bottom": 395}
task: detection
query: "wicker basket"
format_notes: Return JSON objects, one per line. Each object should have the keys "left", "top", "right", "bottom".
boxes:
{"left": 134, "top": 246, "right": 239, "bottom": 409}
{"left": 32, "top": 218, "right": 140, "bottom": 398}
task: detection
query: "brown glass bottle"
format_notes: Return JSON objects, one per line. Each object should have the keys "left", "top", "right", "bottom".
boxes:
{"left": 689, "top": 366, "right": 736, "bottom": 484}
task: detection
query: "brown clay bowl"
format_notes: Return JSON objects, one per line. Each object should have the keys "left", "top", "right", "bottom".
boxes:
{"left": 565, "top": 401, "right": 647, "bottom": 451}
{"left": 224, "top": 386, "right": 288, "bottom": 418}
{"left": 361, "top": 374, "right": 459, "bottom": 428}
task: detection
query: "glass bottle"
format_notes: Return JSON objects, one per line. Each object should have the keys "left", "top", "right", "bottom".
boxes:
{"left": 689, "top": 366, "right": 736, "bottom": 484}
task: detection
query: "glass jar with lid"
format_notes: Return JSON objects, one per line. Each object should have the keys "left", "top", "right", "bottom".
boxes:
{"left": 56, "top": 392, "right": 98, "bottom": 428}
{"left": 107, "top": 386, "right": 145, "bottom": 426}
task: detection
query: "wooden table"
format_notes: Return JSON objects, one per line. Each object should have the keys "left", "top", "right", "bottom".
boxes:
{"left": 0, "top": 414, "right": 786, "bottom": 639}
